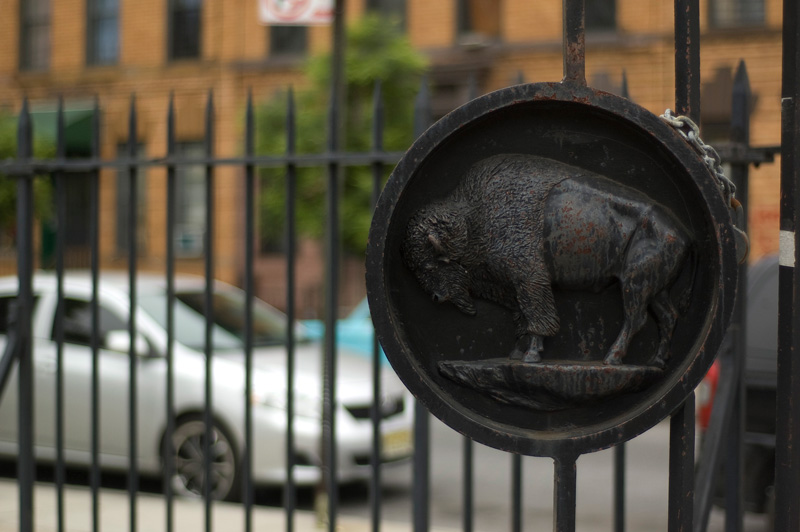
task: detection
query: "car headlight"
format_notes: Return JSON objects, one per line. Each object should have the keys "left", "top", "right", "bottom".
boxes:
{"left": 251, "top": 388, "right": 320, "bottom": 419}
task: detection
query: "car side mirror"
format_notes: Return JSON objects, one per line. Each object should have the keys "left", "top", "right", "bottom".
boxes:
{"left": 105, "top": 330, "right": 151, "bottom": 357}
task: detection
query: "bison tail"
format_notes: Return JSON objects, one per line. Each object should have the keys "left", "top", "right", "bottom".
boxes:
{"left": 676, "top": 243, "right": 696, "bottom": 315}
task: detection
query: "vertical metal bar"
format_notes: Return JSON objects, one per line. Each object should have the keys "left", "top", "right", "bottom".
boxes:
{"left": 553, "top": 455, "right": 577, "bottom": 532}
{"left": 369, "top": 80, "right": 384, "bottom": 532}
{"left": 16, "top": 97, "right": 35, "bottom": 532}
{"left": 693, "top": 68, "right": 750, "bottom": 532}
{"left": 285, "top": 87, "right": 298, "bottom": 532}
{"left": 126, "top": 95, "right": 140, "bottom": 532}
{"left": 412, "top": 77, "right": 432, "bottom": 532}
{"left": 561, "top": 0, "right": 586, "bottom": 85}
{"left": 674, "top": 0, "right": 701, "bottom": 120}
{"left": 462, "top": 76, "right": 477, "bottom": 532}
{"left": 669, "top": 2, "right": 699, "bottom": 530}
{"left": 164, "top": 94, "right": 177, "bottom": 532}
{"left": 322, "top": 1, "right": 346, "bottom": 529}
{"left": 668, "top": 393, "right": 695, "bottom": 532}
{"left": 722, "top": 60, "right": 751, "bottom": 532}
{"left": 620, "top": 71, "right": 630, "bottom": 99}
{"left": 462, "top": 438, "right": 473, "bottom": 532}
{"left": 203, "top": 90, "right": 215, "bottom": 531}
{"left": 54, "top": 96, "right": 67, "bottom": 532}
{"left": 243, "top": 91, "right": 255, "bottom": 532}
{"left": 511, "top": 454, "right": 523, "bottom": 532}
{"left": 89, "top": 97, "right": 101, "bottom": 532}
{"left": 775, "top": 0, "right": 800, "bottom": 529}
{"left": 613, "top": 444, "right": 625, "bottom": 532}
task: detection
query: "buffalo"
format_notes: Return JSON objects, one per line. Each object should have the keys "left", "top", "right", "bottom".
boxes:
{"left": 402, "top": 154, "right": 693, "bottom": 368}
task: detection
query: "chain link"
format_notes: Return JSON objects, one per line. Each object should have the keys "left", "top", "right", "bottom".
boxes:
{"left": 660, "top": 109, "right": 749, "bottom": 263}
{"left": 659, "top": 109, "right": 737, "bottom": 206}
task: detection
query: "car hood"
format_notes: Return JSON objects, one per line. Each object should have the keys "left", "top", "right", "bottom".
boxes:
{"left": 214, "top": 343, "right": 406, "bottom": 402}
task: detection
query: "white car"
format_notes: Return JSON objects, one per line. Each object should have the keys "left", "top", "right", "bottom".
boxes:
{"left": 0, "top": 272, "right": 413, "bottom": 501}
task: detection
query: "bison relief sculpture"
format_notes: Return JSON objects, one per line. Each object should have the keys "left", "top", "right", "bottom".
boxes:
{"left": 402, "top": 154, "right": 695, "bottom": 407}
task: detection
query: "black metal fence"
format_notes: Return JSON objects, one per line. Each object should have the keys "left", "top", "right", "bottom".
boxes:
{"left": 1, "top": 1, "right": 799, "bottom": 532}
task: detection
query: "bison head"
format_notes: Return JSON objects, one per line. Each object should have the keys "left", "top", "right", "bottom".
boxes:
{"left": 402, "top": 202, "right": 476, "bottom": 316}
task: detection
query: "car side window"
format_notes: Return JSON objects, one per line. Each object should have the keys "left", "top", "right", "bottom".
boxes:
{"left": 54, "top": 298, "right": 127, "bottom": 347}
{"left": 0, "top": 296, "right": 14, "bottom": 335}
{"left": 0, "top": 295, "right": 40, "bottom": 335}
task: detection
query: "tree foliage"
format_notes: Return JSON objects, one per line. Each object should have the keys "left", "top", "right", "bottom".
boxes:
{"left": 256, "top": 15, "right": 427, "bottom": 255}
{"left": 0, "top": 112, "right": 54, "bottom": 245}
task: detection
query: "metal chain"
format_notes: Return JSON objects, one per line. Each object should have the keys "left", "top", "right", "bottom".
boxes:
{"left": 659, "top": 109, "right": 737, "bottom": 206}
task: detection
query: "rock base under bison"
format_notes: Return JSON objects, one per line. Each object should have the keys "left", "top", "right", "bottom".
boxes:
{"left": 438, "top": 359, "right": 663, "bottom": 411}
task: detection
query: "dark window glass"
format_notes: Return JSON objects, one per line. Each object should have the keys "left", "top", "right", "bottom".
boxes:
{"left": 87, "top": 0, "right": 119, "bottom": 65}
{"left": 269, "top": 26, "right": 308, "bottom": 57}
{"left": 56, "top": 298, "right": 127, "bottom": 346}
{"left": 457, "top": 0, "right": 500, "bottom": 42}
{"left": 709, "top": 0, "right": 764, "bottom": 28}
{"left": 366, "top": 0, "right": 406, "bottom": 27}
{"left": 170, "top": 0, "right": 202, "bottom": 60}
{"left": 586, "top": 0, "right": 616, "bottom": 32}
{"left": 20, "top": 0, "right": 51, "bottom": 70}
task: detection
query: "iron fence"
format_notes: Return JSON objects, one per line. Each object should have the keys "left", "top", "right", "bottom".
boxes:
{"left": 0, "top": 0, "right": 799, "bottom": 532}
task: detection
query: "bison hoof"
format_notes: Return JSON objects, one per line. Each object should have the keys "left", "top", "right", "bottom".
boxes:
{"left": 603, "top": 355, "right": 623, "bottom": 366}
{"left": 510, "top": 347, "right": 541, "bottom": 363}
{"left": 522, "top": 351, "right": 542, "bottom": 363}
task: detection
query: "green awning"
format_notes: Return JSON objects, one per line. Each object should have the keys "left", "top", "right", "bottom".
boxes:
{"left": 30, "top": 106, "right": 95, "bottom": 157}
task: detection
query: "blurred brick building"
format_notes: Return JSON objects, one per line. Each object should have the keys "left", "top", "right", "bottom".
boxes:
{"left": 0, "top": 0, "right": 783, "bottom": 316}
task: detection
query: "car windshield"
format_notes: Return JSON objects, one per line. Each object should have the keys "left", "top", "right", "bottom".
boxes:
{"left": 139, "top": 288, "right": 302, "bottom": 350}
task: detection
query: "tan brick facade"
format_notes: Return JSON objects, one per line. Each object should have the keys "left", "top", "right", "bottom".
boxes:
{"left": 0, "top": 0, "right": 785, "bottom": 315}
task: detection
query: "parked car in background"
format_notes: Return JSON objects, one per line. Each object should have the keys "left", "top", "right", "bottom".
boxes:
{"left": 696, "top": 254, "right": 779, "bottom": 514}
{"left": 302, "top": 298, "right": 388, "bottom": 365}
{"left": 0, "top": 273, "right": 413, "bottom": 501}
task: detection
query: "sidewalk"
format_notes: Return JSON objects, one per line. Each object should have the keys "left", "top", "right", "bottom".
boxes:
{"left": 0, "top": 479, "right": 454, "bottom": 532}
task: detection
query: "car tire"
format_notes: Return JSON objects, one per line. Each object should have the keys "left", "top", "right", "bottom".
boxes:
{"left": 164, "top": 415, "right": 241, "bottom": 502}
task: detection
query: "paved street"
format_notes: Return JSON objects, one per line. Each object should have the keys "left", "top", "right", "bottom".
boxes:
{"left": 0, "top": 417, "right": 772, "bottom": 531}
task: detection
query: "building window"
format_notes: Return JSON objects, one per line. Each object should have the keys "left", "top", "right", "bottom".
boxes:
{"left": 169, "top": 0, "right": 202, "bottom": 60}
{"left": 586, "top": 0, "right": 616, "bottom": 32}
{"left": 709, "top": 0, "right": 764, "bottom": 28}
{"left": 457, "top": 0, "right": 500, "bottom": 44}
{"left": 175, "top": 142, "right": 206, "bottom": 256}
{"left": 366, "top": 0, "right": 406, "bottom": 27}
{"left": 20, "top": 0, "right": 51, "bottom": 71}
{"left": 115, "top": 144, "right": 148, "bottom": 256}
{"left": 269, "top": 26, "right": 308, "bottom": 57}
{"left": 87, "top": 0, "right": 119, "bottom": 65}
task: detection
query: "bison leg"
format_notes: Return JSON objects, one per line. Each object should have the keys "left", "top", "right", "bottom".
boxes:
{"left": 649, "top": 290, "right": 678, "bottom": 368}
{"left": 510, "top": 334, "right": 543, "bottom": 363}
{"left": 604, "top": 275, "right": 651, "bottom": 365}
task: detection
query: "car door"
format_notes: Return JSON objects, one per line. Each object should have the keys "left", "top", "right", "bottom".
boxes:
{"left": 32, "top": 292, "right": 166, "bottom": 467}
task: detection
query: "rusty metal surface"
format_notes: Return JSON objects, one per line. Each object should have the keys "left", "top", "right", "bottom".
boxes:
{"left": 366, "top": 81, "right": 738, "bottom": 459}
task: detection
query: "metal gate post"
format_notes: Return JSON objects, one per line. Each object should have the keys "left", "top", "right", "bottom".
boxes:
{"left": 669, "top": 1, "right": 701, "bottom": 530}
{"left": 15, "top": 99, "right": 35, "bottom": 532}
{"left": 775, "top": 0, "right": 800, "bottom": 529}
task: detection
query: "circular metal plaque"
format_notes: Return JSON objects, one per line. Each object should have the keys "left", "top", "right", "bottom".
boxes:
{"left": 366, "top": 82, "right": 737, "bottom": 458}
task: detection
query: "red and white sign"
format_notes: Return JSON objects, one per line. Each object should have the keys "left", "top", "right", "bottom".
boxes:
{"left": 258, "top": 0, "right": 333, "bottom": 25}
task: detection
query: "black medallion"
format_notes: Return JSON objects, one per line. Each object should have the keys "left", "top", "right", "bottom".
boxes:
{"left": 366, "top": 81, "right": 737, "bottom": 458}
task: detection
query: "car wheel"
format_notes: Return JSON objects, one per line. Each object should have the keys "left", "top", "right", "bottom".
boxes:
{"left": 165, "top": 415, "right": 240, "bottom": 501}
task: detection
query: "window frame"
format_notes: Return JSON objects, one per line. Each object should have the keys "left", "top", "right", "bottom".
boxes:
{"left": 19, "top": 0, "right": 51, "bottom": 71}
{"left": 168, "top": 0, "right": 203, "bottom": 61}
{"left": 86, "top": 0, "right": 120, "bottom": 66}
